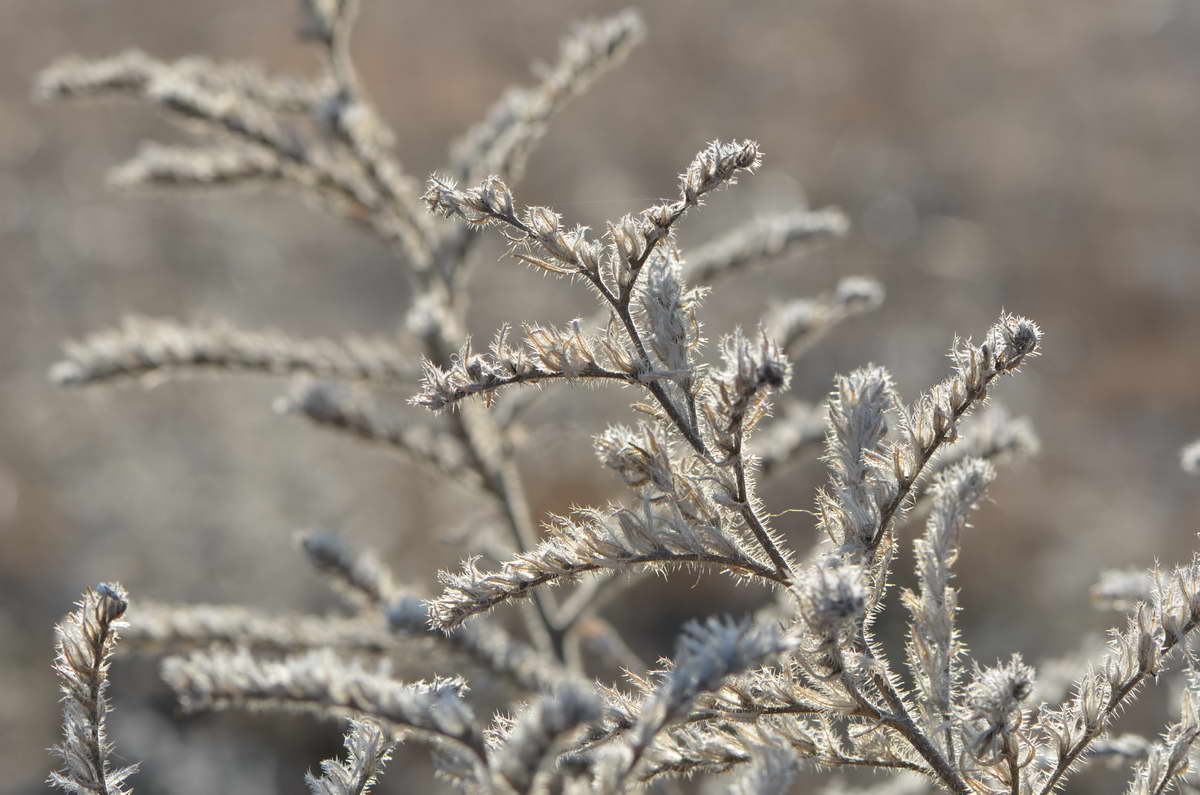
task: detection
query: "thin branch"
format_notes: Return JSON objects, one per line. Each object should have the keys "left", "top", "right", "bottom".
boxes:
{"left": 314, "top": 0, "right": 435, "bottom": 269}
{"left": 413, "top": 360, "right": 637, "bottom": 411}
{"left": 733, "top": 421, "right": 792, "bottom": 579}
{"left": 162, "top": 649, "right": 489, "bottom": 769}
{"left": 866, "top": 314, "right": 1041, "bottom": 554}
{"left": 684, "top": 208, "right": 849, "bottom": 285}
{"left": 387, "top": 595, "right": 568, "bottom": 692}
{"left": 277, "top": 381, "right": 478, "bottom": 484}
{"left": 1027, "top": 562, "right": 1200, "bottom": 792}
{"left": 119, "top": 601, "right": 391, "bottom": 656}
{"left": 52, "top": 316, "right": 418, "bottom": 388}
{"left": 48, "top": 584, "right": 137, "bottom": 795}
{"left": 431, "top": 549, "right": 787, "bottom": 633}
{"left": 305, "top": 719, "right": 396, "bottom": 795}
{"left": 872, "top": 673, "right": 970, "bottom": 795}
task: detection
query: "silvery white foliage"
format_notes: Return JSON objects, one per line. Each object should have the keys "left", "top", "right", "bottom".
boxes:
{"left": 412, "top": 321, "right": 639, "bottom": 411}
{"left": 581, "top": 745, "right": 635, "bottom": 795}
{"left": 959, "top": 655, "right": 1036, "bottom": 780}
{"left": 579, "top": 624, "right": 799, "bottom": 778}
{"left": 596, "top": 618, "right": 796, "bottom": 787}
{"left": 1124, "top": 673, "right": 1200, "bottom": 795}
{"left": 1033, "top": 556, "right": 1200, "bottom": 793}
{"left": 685, "top": 208, "right": 850, "bottom": 285}
{"left": 826, "top": 367, "right": 894, "bottom": 486}
{"left": 386, "top": 596, "right": 568, "bottom": 693}
{"left": 121, "top": 600, "right": 393, "bottom": 656}
{"left": 815, "top": 772, "right": 934, "bottom": 795}
{"left": 817, "top": 366, "right": 897, "bottom": 554}
{"left": 297, "top": 531, "right": 401, "bottom": 610}
{"left": 108, "top": 142, "right": 283, "bottom": 189}
{"left": 766, "top": 275, "right": 885, "bottom": 357}
{"left": 635, "top": 252, "right": 707, "bottom": 383}
{"left": 423, "top": 140, "right": 762, "bottom": 303}
{"left": 797, "top": 559, "right": 868, "bottom": 652}
{"left": 834, "top": 275, "right": 887, "bottom": 309}
{"left": 42, "top": 2, "right": 1200, "bottom": 794}
{"left": 632, "top": 723, "right": 752, "bottom": 783}
{"left": 429, "top": 500, "right": 775, "bottom": 632}
{"left": 926, "top": 403, "right": 1040, "bottom": 483}
{"left": 895, "top": 314, "right": 1041, "bottom": 486}
{"left": 729, "top": 741, "right": 799, "bottom": 795}
{"left": 446, "top": 9, "right": 645, "bottom": 187}
{"left": 305, "top": 720, "right": 395, "bottom": 795}
{"left": 50, "top": 315, "right": 419, "bottom": 388}
{"left": 48, "top": 584, "right": 138, "bottom": 795}
{"left": 161, "top": 648, "right": 485, "bottom": 763}
{"left": 706, "top": 328, "right": 792, "bottom": 455}
{"left": 904, "top": 459, "right": 996, "bottom": 750}
{"left": 683, "top": 140, "right": 763, "bottom": 199}
{"left": 594, "top": 423, "right": 678, "bottom": 493}
{"left": 489, "top": 681, "right": 603, "bottom": 793}
{"left": 633, "top": 618, "right": 795, "bottom": 745}
{"left": 592, "top": 423, "right": 739, "bottom": 557}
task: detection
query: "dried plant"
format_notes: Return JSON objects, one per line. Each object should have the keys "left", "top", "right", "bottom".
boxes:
{"left": 305, "top": 719, "right": 396, "bottom": 795}
{"left": 40, "top": 2, "right": 1200, "bottom": 793}
{"left": 49, "top": 583, "right": 136, "bottom": 795}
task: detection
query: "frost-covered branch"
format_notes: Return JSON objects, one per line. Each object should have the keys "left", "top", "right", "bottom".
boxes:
{"left": 51, "top": 316, "right": 418, "bottom": 388}
{"left": 48, "top": 584, "right": 137, "bottom": 795}
{"left": 429, "top": 505, "right": 786, "bottom": 632}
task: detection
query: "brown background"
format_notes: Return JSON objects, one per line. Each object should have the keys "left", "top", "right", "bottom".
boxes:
{"left": 2, "top": 1, "right": 1198, "bottom": 792}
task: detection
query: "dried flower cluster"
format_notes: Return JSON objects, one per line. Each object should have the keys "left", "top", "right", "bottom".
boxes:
{"left": 42, "top": 2, "right": 1200, "bottom": 793}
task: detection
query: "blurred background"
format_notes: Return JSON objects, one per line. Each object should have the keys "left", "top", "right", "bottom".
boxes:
{"left": 2, "top": 1, "right": 1198, "bottom": 792}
